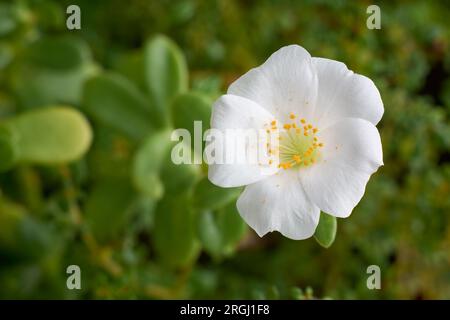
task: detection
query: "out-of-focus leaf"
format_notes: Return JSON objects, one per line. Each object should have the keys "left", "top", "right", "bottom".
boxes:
{"left": 132, "top": 130, "right": 172, "bottom": 199}
{"left": 0, "top": 43, "right": 13, "bottom": 69}
{"left": 114, "top": 50, "right": 147, "bottom": 92}
{"left": 13, "top": 64, "right": 97, "bottom": 108}
{"left": 87, "top": 126, "right": 133, "bottom": 181}
{"left": 3, "top": 106, "right": 92, "bottom": 164}
{"left": 84, "top": 178, "right": 135, "bottom": 242}
{"left": 171, "top": 92, "right": 211, "bottom": 137}
{"left": 193, "top": 177, "right": 241, "bottom": 211}
{"left": 83, "top": 73, "right": 155, "bottom": 140}
{"left": 160, "top": 150, "right": 202, "bottom": 194}
{"left": 0, "top": 125, "right": 18, "bottom": 172}
{"left": 153, "top": 192, "right": 200, "bottom": 269}
{"left": 198, "top": 202, "right": 247, "bottom": 259}
{"left": 314, "top": 212, "right": 337, "bottom": 248}
{"left": 26, "top": 36, "right": 90, "bottom": 71}
{"left": 0, "top": 197, "right": 52, "bottom": 262}
{"left": 0, "top": 4, "right": 18, "bottom": 36}
{"left": 198, "top": 211, "right": 222, "bottom": 256}
{"left": 12, "top": 36, "right": 95, "bottom": 107}
{"left": 144, "top": 35, "right": 188, "bottom": 124}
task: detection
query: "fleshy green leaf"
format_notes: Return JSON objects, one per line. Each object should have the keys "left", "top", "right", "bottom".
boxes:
{"left": 83, "top": 73, "right": 156, "bottom": 140}
{"left": 3, "top": 106, "right": 92, "bottom": 164}
{"left": 193, "top": 177, "right": 241, "bottom": 211}
{"left": 13, "top": 63, "right": 97, "bottom": 108}
{"left": 0, "top": 197, "right": 53, "bottom": 262}
{"left": 171, "top": 92, "right": 212, "bottom": 138}
{"left": 144, "top": 35, "right": 188, "bottom": 124}
{"left": 198, "top": 202, "right": 247, "bottom": 259}
{"left": 133, "top": 129, "right": 201, "bottom": 198}
{"left": 0, "top": 125, "right": 18, "bottom": 172}
{"left": 12, "top": 36, "right": 95, "bottom": 107}
{"left": 153, "top": 192, "right": 200, "bottom": 269}
{"left": 314, "top": 212, "right": 337, "bottom": 248}
{"left": 132, "top": 130, "right": 172, "bottom": 199}
{"left": 160, "top": 151, "right": 202, "bottom": 194}
{"left": 25, "top": 36, "right": 90, "bottom": 71}
{"left": 84, "top": 178, "right": 135, "bottom": 242}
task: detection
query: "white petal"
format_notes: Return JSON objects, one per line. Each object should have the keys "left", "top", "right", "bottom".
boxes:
{"left": 228, "top": 45, "right": 318, "bottom": 123}
{"left": 237, "top": 170, "right": 320, "bottom": 240}
{"left": 208, "top": 94, "right": 278, "bottom": 188}
{"left": 301, "top": 118, "right": 383, "bottom": 218}
{"left": 312, "top": 57, "right": 383, "bottom": 128}
{"left": 210, "top": 94, "right": 274, "bottom": 129}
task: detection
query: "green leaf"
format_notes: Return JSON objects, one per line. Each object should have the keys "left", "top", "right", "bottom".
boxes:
{"left": 132, "top": 130, "right": 172, "bottom": 199}
{"left": 12, "top": 36, "right": 95, "bottom": 107}
{"left": 113, "top": 50, "right": 147, "bottom": 92}
{"left": 3, "top": 106, "right": 92, "bottom": 164}
{"left": 193, "top": 177, "right": 241, "bottom": 211}
{"left": 160, "top": 150, "right": 202, "bottom": 194}
{"left": 13, "top": 63, "right": 97, "bottom": 108}
{"left": 198, "top": 202, "right": 247, "bottom": 259}
{"left": 84, "top": 178, "right": 136, "bottom": 242}
{"left": 0, "top": 4, "right": 18, "bottom": 37}
{"left": 198, "top": 211, "right": 222, "bottom": 256}
{"left": 26, "top": 36, "right": 91, "bottom": 71}
{"left": 133, "top": 128, "right": 201, "bottom": 199}
{"left": 314, "top": 212, "right": 337, "bottom": 248}
{"left": 0, "top": 197, "right": 53, "bottom": 262}
{"left": 0, "top": 124, "right": 18, "bottom": 172}
{"left": 144, "top": 35, "right": 188, "bottom": 124}
{"left": 171, "top": 92, "right": 212, "bottom": 137}
{"left": 153, "top": 192, "right": 200, "bottom": 268}
{"left": 86, "top": 126, "right": 134, "bottom": 181}
{"left": 83, "top": 73, "right": 156, "bottom": 140}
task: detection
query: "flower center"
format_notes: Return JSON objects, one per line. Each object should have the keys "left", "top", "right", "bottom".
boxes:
{"left": 264, "top": 113, "right": 324, "bottom": 170}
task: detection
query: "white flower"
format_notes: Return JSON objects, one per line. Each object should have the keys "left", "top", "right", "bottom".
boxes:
{"left": 208, "top": 45, "right": 383, "bottom": 240}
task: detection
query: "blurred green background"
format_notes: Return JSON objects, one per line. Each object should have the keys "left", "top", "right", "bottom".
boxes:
{"left": 0, "top": 0, "right": 449, "bottom": 299}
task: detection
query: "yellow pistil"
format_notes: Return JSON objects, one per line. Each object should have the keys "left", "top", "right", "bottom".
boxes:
{"left": 265, "top": 115, "right": 324, "bottom": 170}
